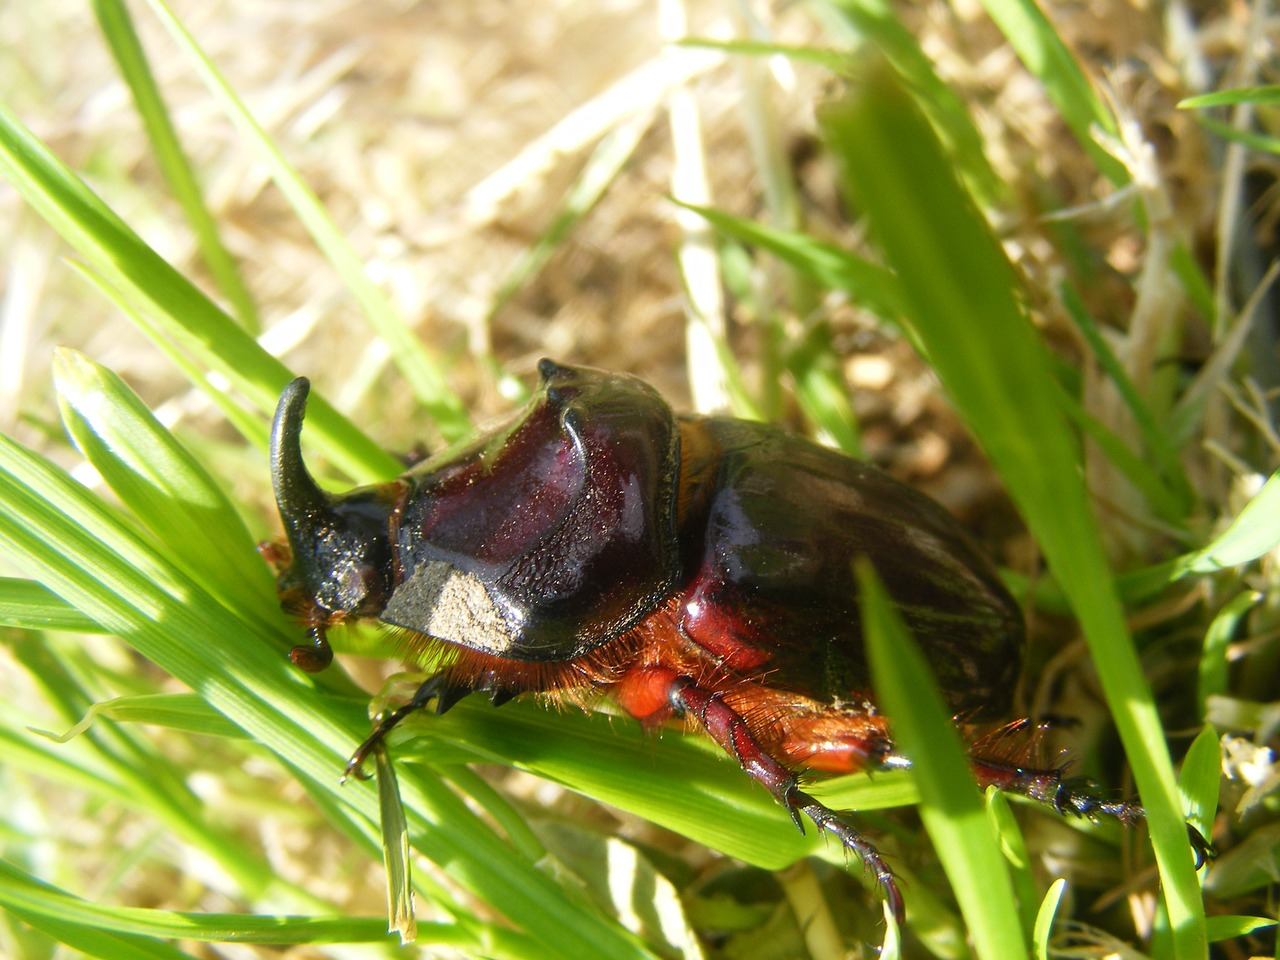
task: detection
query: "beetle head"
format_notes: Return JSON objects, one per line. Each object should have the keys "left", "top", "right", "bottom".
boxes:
{"left": 269, "top": 378, "right": 398, "bottom": 665}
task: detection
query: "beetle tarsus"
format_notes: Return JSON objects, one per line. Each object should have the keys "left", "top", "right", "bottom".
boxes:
{"left": 793, "top": 793, "right": 905, "bottom": 925}
{"left": 342, "top": 673, "right": 473, "bottom": 782}
{"left": 966, "top": 754, "right": 1217, "bottom": 868}
{"left": 669, "top": 677, "right": 903, "bottom": 923}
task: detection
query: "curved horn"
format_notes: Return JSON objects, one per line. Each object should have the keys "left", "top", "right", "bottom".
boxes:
{"left": 270, "top": 378, "right": 332, "bottom": 531}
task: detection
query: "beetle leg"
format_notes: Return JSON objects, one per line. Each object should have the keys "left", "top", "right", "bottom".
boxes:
{"left": 668, "top": 677, "right": 904, "bottom": 924}
{"left": 966, "top": 756, "right": 1217, "bottom": 868}
{"left": 342, "top": 672, "right": 476, "bottom": 782}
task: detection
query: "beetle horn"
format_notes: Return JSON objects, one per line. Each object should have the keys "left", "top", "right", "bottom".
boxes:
{"left": 270, "top": 378, "right": 334, "bottom": 536}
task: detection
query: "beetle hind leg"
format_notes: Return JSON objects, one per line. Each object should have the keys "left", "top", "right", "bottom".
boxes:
{"left": 667, "top": 677, "right": 904, "bottom": 923}
{"left": 967, "top": 752, "right": 1217, "bottom": 868}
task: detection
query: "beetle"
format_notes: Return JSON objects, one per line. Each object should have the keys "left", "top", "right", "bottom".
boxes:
{"left": 264, "top": 359, "right": 1212, "bottom": 922}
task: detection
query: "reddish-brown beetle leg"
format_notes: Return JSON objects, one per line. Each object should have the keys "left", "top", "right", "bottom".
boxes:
{"left": 969, "top": 759, "right": 1217, "bottom": 868}
{"left": 668, "top": 678, "right": 905, "bottom": 924}
{"left": 342, "top": 673, "right": 477, "bottom": 782}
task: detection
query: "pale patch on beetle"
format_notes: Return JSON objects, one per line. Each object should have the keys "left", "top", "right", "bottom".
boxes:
{"left": 384, "top": 561, "right": 516, "bottom": 650}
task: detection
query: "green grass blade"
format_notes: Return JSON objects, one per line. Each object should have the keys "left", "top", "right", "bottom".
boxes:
{"left": 91, "top": 0, "right": 259, "bottom": 333}
{"left": 1175, "top": 469, "right": 1280, "bottom": 574}
{"left": 489, "top": 111, "right": 653, "bottom": 324}
{"left": 1059, "top": 282, "right": 1195, "bottom": 517}
{"left": 1033, "top": 879, "right": 1066, "bottom": 960}
{"left": 373, "top": 748, "right": 416, "bottom": 944}
{"left": 3, "top": 854, "right": 548, "bottom": 955}
{"left": 823, "top": 61, "right": 1207, "bottom": 957}
{"left": 0, "top": 577, "right": 104, "bottom": 632}
{"left": 52, "top": 349, "right": 280, "bottom": 626}
{"left": 1198, "top": 591, "right": 1258, "bottom": 713}
{"left": 676, "top": 201, "right": 906, "bottom": 321}
{"left": 826, "top": 0, "right": 1007, "bottom": 206}
{"left": 1061, "top": 396, "right": 1191, "bottom": 523}
{"left": 1209, "top": 109, "right": 1280, "bottom": 151}
{"left": 858, "top": 561, "right": 1027, "bottom": 955}
{"left": 0, "top": 857, "right": 392, "bottom": 946}
{"left": 1179, "top": 85, "right": 1280, "bottom": 108}
{"left": 985, "top": 787, "right": 1040, "bottom": 937}
{"left": 36, "top": 692, "right": 247, "bottom": 741}
{"left": 0, "top": 102, "right": 399, "bottom": 484}
{"left": 1203, "top": 915, "right": 1278, "bottom": 942}
{"left": 136, "top": 0, "right": 469, "bottom": 439}
{"left": 0, "top": 433, "right": 656, "bottom": 960}
{"left": 1178, "top": 725, "right": 1222, "bottom": 853}
{"left": 978, "top": 0, "right": 1127, "bottom": 182}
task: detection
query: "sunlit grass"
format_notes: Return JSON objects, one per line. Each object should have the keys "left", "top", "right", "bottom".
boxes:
{"left": 2, "top": 0, "right": 1278, "bottom": 958}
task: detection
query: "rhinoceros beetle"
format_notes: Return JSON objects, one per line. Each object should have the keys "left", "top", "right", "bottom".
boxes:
{"left": 265, "top": 359, "right": 1212, "bottom": 922}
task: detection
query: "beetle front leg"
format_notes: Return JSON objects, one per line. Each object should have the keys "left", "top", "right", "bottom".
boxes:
{"left": 668, "top": 677, "right": 904, "bottom": 923}
{"left": 343, "top": 672, "right": 478, "bottom": 781}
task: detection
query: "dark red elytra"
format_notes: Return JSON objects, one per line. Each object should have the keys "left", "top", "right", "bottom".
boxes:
{"left": 265, "top": 359, "right": 1212, "bottom": 923}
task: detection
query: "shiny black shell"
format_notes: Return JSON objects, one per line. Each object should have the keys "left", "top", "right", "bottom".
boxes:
{"left": 382, "top": 360, "right": 682, "bottom": 660}
{"left": 674, "top": 417, "right": 1023, "bottom": 717}
{"left": 270, "top": 360, "right": 1023, "bottom": 711}
{"left": 271, "top": 360, "right": 682, "bottom": 662}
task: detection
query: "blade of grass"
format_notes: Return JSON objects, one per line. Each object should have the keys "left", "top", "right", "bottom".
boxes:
{"left": 53, "top": 349, "right": 280, "bottom": 628}
{"left": 985, "top": 787, "right": 1041, "bottom": 937}
{"left": 859, "top": 561, "right": 1027, "bottom": 956}
{"left": 823, "top": 61, "right": 1207, "bottom": 957}
{"left": 0, "top": 102, "right": 399, "bottom": 484}
{"left": 0, "top": 434, "right": 656, "bottom": 960}
{"left": 977, "top": 0, "right": 1127, "bottom": 182}
{"left": 91, "top": 0, "right": 259, "bottom": 333}
{"left": 675, "top": 201, "right": 906, "bottom": 321}
{"left": 0, "top": 577, "right": 104, "bottom": 632}
{"left": 0, "top": 857, "right": 396, "bottom": 945}
{"left": 373, "top": 748, "right": 416, "bottom": 944}
{"left": 135, "top": 0, "right": 469, "bottom": 440}
{"left": 1198, "top": 591, "right": 1259, "bottom": 714}
{"left": 1178, "top": 725, "right": 1222, "bottom": 854}
{"left": 1033, "top": 879, "right": 1067, "bottom": 960}
{"left": 1175, "top": 468, "right": 1280, "bottom": 574}
{"left": 33, "top": 692, "right": 247, "bottom": 742}
{"left": 488, "top": 110, "right": 655, "bottom": 326}
{"left": 1059, "top": 282, "right": 1195, "bottom": 518}
{"left": 1179, "top": 85, "right": 1280, "bottom": 109}
{"left": 63, "top": 261, "right": 270, "bottom": 451}
{"left": 824, "top": 0, "right": 1007, "bottom": 206}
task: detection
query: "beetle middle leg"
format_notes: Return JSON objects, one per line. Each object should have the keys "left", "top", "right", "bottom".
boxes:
{"left": 665, "top": 676, "right": 905, "bottom": 923}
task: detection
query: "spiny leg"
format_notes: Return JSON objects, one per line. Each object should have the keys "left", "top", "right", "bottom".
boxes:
{"left": 963, "top": 731, "right": 1216, "bottom": 868}
{"left": 667, "top": 677, "right": 904, "bottom": 923}
{"left": 343, "top": 672, "right": 479, "bottom": 781}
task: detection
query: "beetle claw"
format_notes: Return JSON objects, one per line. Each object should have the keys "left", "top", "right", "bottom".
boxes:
{"left": 340, "top": 673, "right": 476, "bottom": 783}
{"left": 1189, "top": 825, "right": 1217, "bottom": 868}
{"left": 779, "top": 782, "right": 807, "bottom": 835}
